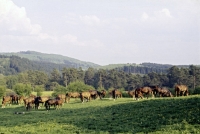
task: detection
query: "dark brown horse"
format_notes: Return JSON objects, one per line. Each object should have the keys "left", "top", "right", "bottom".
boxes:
{"left": 175, "top": 84, "right": 188, "bottom": 97}
{"left": 100, "top": 90, "right": 106, "bottom": 98}
{"left": 135, "top": 87, "right": 154, "bottom": 100}
{"left": 66, "top": 92, "right": 80, "bottom": 103}
{"left": 10, "top": 94, "right": 19, "bottom": 104}
{"left": 45, "top": 98, "right": 63, "bottom": 110}
{"left": 2, "top": 96, "right": 12, "bottom": 108}
{"left": 89, "top": 90, "right": 99, "bottom": 100}
{"left": 80, "top": 91, "right": 91, "bottom": 103}
{"left": 154, "top": 87, "right": 173, "bottom": 97}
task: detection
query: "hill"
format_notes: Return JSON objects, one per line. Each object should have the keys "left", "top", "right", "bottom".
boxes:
{"left": 1, "top": 51, "right": 100, "bottom": 70}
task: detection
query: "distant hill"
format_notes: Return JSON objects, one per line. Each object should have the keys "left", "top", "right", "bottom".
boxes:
{"left": 0, "top": 51, "right": 100, "bottom": 70}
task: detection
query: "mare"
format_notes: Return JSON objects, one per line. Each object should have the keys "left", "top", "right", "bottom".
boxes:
{"left": 18, "top": 96, "right": 25, "bottom": 105}
{"left": 66, "top": 92, "right": 80, "bottom": 103}
{"left": 45, "top": 98, "right": 63, "bottom": 110}
{"left": 135, "top": 87, "right": 154, "bottom": 100}
{"left": 10, "top": 94, "right": 19, "bottom": 104}
{"left": 34, "top": 96, "right": 50, "bottom": 109}
{"left": 1, "top": 96, "right": 12, "bottom": 108}
{"left": 89, "top": 90, "right": 99, "bottom": 100}
{"left": 175, "top": 84, "right": 188, "bottom": 97}
{"left": 111, "top": 89, "right": 122, "bottom": 100}
{"left": 23, "top": 97, "right": 35, "bottom": 109}
{"left": 128, "top": 89, "right": 135, "bottom": 100}
{"left": 154, "top": 87, "right": 173, "bottom": 97}
{"left": 80, "top": 91, "right": 91, "bottom": 103}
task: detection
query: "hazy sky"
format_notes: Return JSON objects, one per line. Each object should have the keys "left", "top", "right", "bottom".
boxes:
{"left": 0, "top": 0, "right": 199, "bottom": 65}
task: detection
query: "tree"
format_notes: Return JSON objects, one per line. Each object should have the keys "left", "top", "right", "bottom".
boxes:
{"left": 189, "top": 65, "right": 200, "bottom": 89}
{"left": 5, "top": 75, "right": 18, "bottom": 89}
{"left": 50, "top": 68, "right": 61, "bottom": 83}
{"left": 0, "top": 86, "right": 6, "bottom": 98}
{"left": 14, "top": 83, "right": 32, "bottom": 96}
{"left": 67, "top": 81, "right": 94, "bottom": 92}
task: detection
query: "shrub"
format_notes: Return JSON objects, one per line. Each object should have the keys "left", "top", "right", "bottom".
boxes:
{"left": 67, "top": 81, "right": 94, "bottom": 92}
{"left": 0, "top": 86, "right": 6, "bottom": 98}
{"left": 193, "top": 87, "right": 200, "bottom": 95}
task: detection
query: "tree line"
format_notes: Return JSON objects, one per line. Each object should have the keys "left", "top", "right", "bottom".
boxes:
{"left": 0, "top": 64, "right": 200, "bottom": 98}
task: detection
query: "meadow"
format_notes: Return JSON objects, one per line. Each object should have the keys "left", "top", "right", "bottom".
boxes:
{"left": 0, "top": 94, "right": 200, "bottom": 134}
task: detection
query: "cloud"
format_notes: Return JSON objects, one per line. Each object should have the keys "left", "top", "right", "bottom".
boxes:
{"left": 0, "top": 0, "right": 41, "bottom": 35}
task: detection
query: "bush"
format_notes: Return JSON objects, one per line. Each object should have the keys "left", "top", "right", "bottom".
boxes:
{"left": 14, "top": 83, "right": 32, "bottom": 96}
{"left": 193, "top": 87, "right": 200, "bottom": 95}
{"left": 67, "top": 81, "right": 94, "bottom": 92}
{"left": 0, "top": 86, "right": 6, "bottom": 98}
{"left": 34, "top": 85, "right": 44, "bottom": 96}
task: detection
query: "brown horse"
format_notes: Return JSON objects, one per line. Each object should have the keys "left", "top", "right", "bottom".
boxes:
{"left": 80, "top": 91, "right": 91, "bottom": 103}
{"left": 135, "top": 87, "right": 154, "bottom": 100}
{"left": 56, "top": 94, "right": 66, "bottom": 103}
{"left": 45, "top": 98, "right": 63, "bottom": 110}
{"left": 10, "top": 94, "right": 19, "bottom": 104}
{"left": 18, "top": 95, "right": 25, "bottom": 105}
{"left": 2, "top": 96, "right": 12, "bottom": 108}
{"left": 100, "top": 90, "right": 106, "bottom": 98}
{"left": 155, "top": 87, "right": 173, "bottom": 97}
{"left": 128, "top": 89, "right": 135, "bottom": 100}
{"left": 89, "top": 90, "right": 99, "bottom": 100}
{"left": 66, "top": 92, "right": 80, "bottom": 103}
{"left": 23, "top": 97, "right": 35, "bottom": 109}
{"left": 175, "top": 84, "right": 188, "bottom": 97}
{"left": 111, "top": 89, "right": 122, "bottom": 100}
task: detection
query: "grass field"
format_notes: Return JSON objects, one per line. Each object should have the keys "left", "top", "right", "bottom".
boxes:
{"left": 0, "top": 95, "right": 200, "bottom": 134}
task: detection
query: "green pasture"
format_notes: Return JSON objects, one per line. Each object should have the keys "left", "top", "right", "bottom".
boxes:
{"left": 0, "top": 95, "right": 200, "bottom": 134}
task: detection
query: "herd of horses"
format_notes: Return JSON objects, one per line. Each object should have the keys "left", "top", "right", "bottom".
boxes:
{"left": 1, "top": 84, "right": 189, "bottom": 110}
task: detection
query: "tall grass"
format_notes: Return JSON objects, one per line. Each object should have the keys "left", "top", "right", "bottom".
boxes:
{"left": 0, "top": 96, "right": 200, "bottom": 134}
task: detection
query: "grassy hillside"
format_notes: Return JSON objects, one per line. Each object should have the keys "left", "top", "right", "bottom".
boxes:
{"left": 0, "top": 95, "right": 199, "bottom": 133}
{"left": 1, "top": 51, "right": 100, "bottom": 69}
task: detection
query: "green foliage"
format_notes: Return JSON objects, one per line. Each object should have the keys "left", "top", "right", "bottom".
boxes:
{"left": 193, "top": 87, "right": 200, "bottom": 94}
{"left": 0, "top": 86, "right": 6, "bottom": 98}
{"left": 34, "top": 85, "right": 44, "bottom": 96}
{"left": 13, "top": 83, "right": 32, "bottom": 96}
{"left": 67, "top": 81, "right": 94, "bottom": 92}
{"left": 52, "top": 85, "right": 67, "bottom": 97}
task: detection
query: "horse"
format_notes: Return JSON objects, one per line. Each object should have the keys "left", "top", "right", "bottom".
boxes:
{"left": 56, "top": 94, "right": 66, "bottom": 103}
{"left": 34, "top": 96, "right": 50, "bottom": 109}
{"left": 23, "top": 97, "right": 35, "bottom": 109}
{"left": 44, "top": 98, "right": 63, "bottom": 110}
{"left": 66, "top": 92, "right": 80, "bottom": 103}
{"left": 111, "top": 89, "right": 122, "bottom": 100}
{"left": 18, "top": 95, "right": 25, "bottom": 105}
{"left": 10, "top": 94, "right": 19, "bottom": 104}
{"left": 80, "top": 91, "right": 91, "bottom": 103}
{"left": 175, "top": 84, "right": 188, "bottom": 97}
{"left": 128, "top": 89, "right": 135, "bottom": 100}
{"left": 2, "top": 96, "right": 12, "bottom": 108}
{"left": 100, "top": 90, "right": 106, "bottom": 98}
{"left": 154, "top": 87, "right": 173, "bottom": 97}
{"left": 89, "top": 90, "right": 99, "bottom": 100}
{"left": 135, "top": 87, "right": 154, "bottom": 100}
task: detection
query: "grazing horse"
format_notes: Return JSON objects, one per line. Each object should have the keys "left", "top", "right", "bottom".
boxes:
{"left": 111, "top": 89, "right": 122, "bottom": 100}
{"left": 45, "top": 98, "right": 63, "bottom": 110}
{"left": 34, "top": 96, "right": 50, "bottom": 109}
{"left": 56, "top": 94, "right": 66, "bottom": 103}
{"left": 135, "top": 87, "right": 154, "bottom": 100}
{"left": 80, "top": 91, "right": 91, "bottom": 103}
{"left": 66, "top": 92, "right": 80, "bottom": 103}
{"left": 175, "top": 84, "right": 188, "bottom": 97}
{"left": 89, "top": 90, "right": 99, "bottom": 100}
{"left": 23, "top": 97, "right": 35, "bottom": 109}
{"left": 100, "top": 90, "right": 106, "bottom": 98}
{"left": 154, "top": 87, "right": 173, "bottom": 97}
{"left": 10, "top": 94, "right": 19, "bottom": 104}
{"left": 128, "top": 89, "right": 135, "bottom": 100}
{"left": 2, "top": 96, "right": 12, "bottom": 108}
{"left": 18, "top": 96, "right": 25, "bottom": 105}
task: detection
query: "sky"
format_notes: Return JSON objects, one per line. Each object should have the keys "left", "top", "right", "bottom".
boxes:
{"left": 0, "top": 0, "right": 199, "bottom": 65}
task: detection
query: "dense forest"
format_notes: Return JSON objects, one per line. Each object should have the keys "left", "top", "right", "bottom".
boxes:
{"left": 0, "top": 54, "right": 200, "bottom": 97}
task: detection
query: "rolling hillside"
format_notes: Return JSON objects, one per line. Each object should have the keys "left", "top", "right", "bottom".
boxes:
{"left": 1, "top": 51, "right": 100, "bottom": 69}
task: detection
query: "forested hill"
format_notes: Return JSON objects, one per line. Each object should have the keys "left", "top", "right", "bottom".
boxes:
{"left": 0, "top": 51, "right": 100, "bottom": 70}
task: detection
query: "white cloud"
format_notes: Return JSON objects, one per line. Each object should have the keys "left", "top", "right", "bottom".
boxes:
{"left": 0, "top": 0, "right": 41, "bottom": 35}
